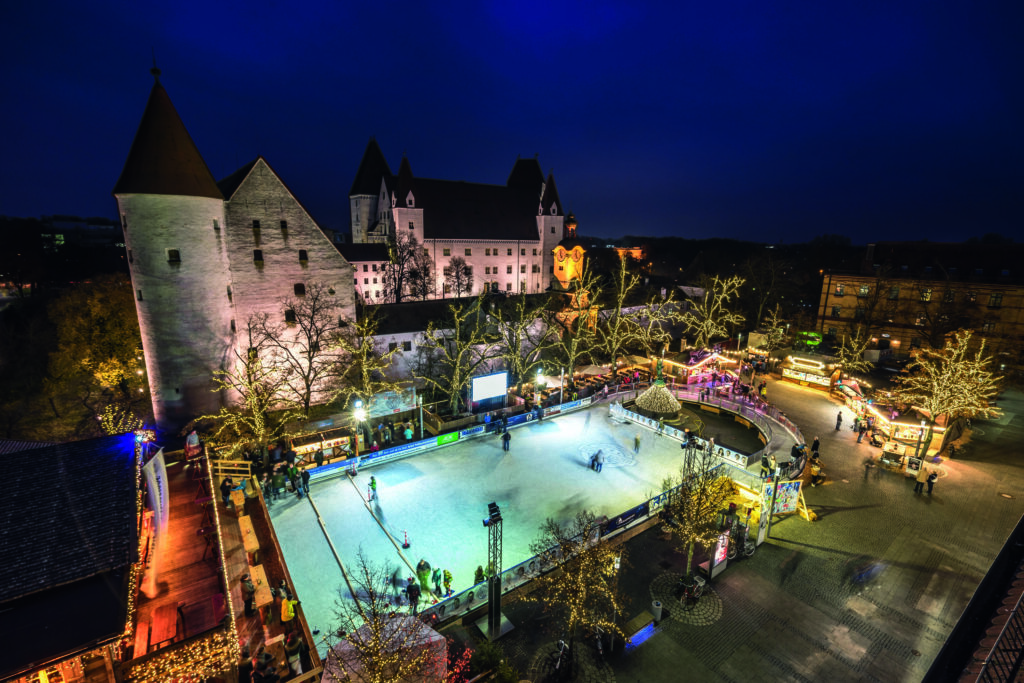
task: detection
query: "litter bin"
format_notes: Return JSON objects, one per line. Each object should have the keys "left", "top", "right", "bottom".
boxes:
{"left": 651, "top": 600, "right": 662, "bottom": 623}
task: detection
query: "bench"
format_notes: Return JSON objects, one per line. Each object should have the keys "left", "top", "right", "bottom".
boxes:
{"left": 624, "top": 610, "right": 654, "bottom": 635}
{"left": 212, "top": 593, "right": 226, "bottom": 624}
{"left": 132, "top": 620, "right": 150, "bottom": 659}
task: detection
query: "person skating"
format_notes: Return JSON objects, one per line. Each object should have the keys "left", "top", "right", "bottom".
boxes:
{"left": 443, "top": 569, "right": 453, "bottom": 597}
{"left": 406, "top": 578, "right": 421, "bottom": 615}
{"left": 634, "top": 433, "right": 641, "bottom": 453}
{"left": 810, "top": 461, "right": 824, "bottom": 487}
{"left": 416, "top": 559, "right": 432, "bottom": 594}
{"left": 300, "top": 468, "right": 310, "bottom": 494}
{"left": 368, "top": 475, "right": 378, "bottom": 502}
{"left": 502, "top": 431, "right": 511, "bottom": 452}
{"left": 914, "top": 465, "right": 929, "bottom": 493}
{"left": 811, "top": 436, "right": 820, "bottom": 455}
{"left": 595, "top": 450, "right": 604, "bottom": 473}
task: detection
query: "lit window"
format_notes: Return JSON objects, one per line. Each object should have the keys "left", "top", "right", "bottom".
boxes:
{"left": 465, "top": 248, "right": 472, "bottom": 256}
{"left": 982, "top": 320, "right": 995, "bottom": 333}
{"left": 835, "top": 284, "right": 845, "bottom": 296}
{"left": 920, "top": 288, "right": 932, "bottom": 302}
{"left": 988, "top": 293, "right": 1003, "bottom": 308}
{"left": 888, "top": 286, "right": 899, "bottom": 300}
{"left": 858, "top": 285, "right": 869, "bottom": 297}
{"left": 831, "top": 305, "right": 841, "bottom": 317}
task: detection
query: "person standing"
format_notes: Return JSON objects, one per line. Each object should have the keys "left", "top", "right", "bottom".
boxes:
{"left": 914, "top": 465, "right": 929, "bottom": 494}
{"left": 369, "top": 476, "right": 378, "bottom": 501}
{"left": 595, "top": 450, "right": 604, "bottom": 473}
{"left": 284, "top": 631, "right": 306, "bottom": 676}
{"left": 241, "top": 574, "right": 256, "bottom": 617}
{"left": 281, "top": 595, "right": 300, "bottom": 633}
{"left": 417, "top": 559, "right": 432, "bottom": 594}
{"left": 760, "top": 454, "right": 771, "bottom": 480}
{"left": 634, "top": 433, "right": 641, "bottom": 453}
{"left": 857, "top": 422, "right": 867, "bottom": 443}
{"left": 314, "top": 448, "right": 324, "bottom": 469}
{"left": 927, "top": 470, "right": 938, "bottom": 494}
{"left": 835, "top": 411, "right": 843, "bottom": 431}
{"left": 406, "top": 578, "right": 421, "bottom": 615}
{"left": 432, "top": 567, "right": 443, "bottom": 595}
{"left": 657, "top": 418, "right": 664, "bottom": 434}
{"left": 502, "top": 431, "right": 511, "bottom": 452}
{"left": 768, "top": 454, "right": 777, "bottom": 479}
{"left": 811, "top": 436, "right": 820, "bottom": 455}
{"left": 443, "top": 569, "right": 453, "bottom": 597}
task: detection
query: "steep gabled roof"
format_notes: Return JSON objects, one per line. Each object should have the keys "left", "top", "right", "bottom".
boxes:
{"left": 113, "top": 79, "right": 223, "bottom": 199}
{"left": 217, "top": 157, "right": 260, "bottom": 199}
{"left": 338, "top": 242, "right": 390, "bottom": 263}
{"left": 506, "top": 157, "right": 545, "bottom": 191}
{"left": 412, "top": 178, "right": 541, "bottom": 241}
{"left": 349, "top": 138, "right": 393, "bottom": 196}
{"left": 395, "top": 156, "right": 414, "bottom": 205}
{"left": 540, "top": 173, "right": 563, "bottom": 216}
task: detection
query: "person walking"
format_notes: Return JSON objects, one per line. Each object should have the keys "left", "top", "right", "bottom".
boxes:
{"left": 406, "top": 578, "right": 421, "bottom": 616}
{"left": 914, "top": 465, "right": 929, "bottom": 494}
{"left": 811, "top": 436, "right": 820, "bottom": 455}
{"left": 595, "top": 450, "right": 604, "bottom": 473}
{"left": 835, "top": 411, "right": 843, "bottom": 431}
{"left": 760, "top": 453, "right": 771, "bottom": 480}
{"left": 368, "top": 475, "right": 378, "bottom": 501}
{"left": 502, "top": 431, "right": 511, "bottom": 452}
{"left": 634, "top": 433, "right": 641, "bottom": 453}
{"left": 927, "top": 470, "right": 938, "bottom": 494}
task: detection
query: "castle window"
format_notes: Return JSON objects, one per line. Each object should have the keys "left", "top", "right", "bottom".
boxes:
{"left": 230, "top": 319, "right": 236, "bottom": 332}
{"left": 507, "top": 248, "right": 512, "bottom": 256}
{"left": 533, "top": 248, "right": 538, "bottom": 256}
{"left": 285, "top": 309, "right": 297, "bottom": 324}
{"left": 506, "top": 282, "right": 512, "bottom": 291}
{"left": 550, "top": 206, "right": 556, "bottom": 215}
{"left": 213, "top": 219, "right": 219, "bottom": 230}
{"left": 227, "top": 285, "right": 232, "bottom": 301}
{"left": 465, "top": 248, "right": 472, "bottom": 256}
{"left": 406, "top": 192, "right": 415, "bottom": 208}
{"left": 252, "top": 220, "right": 261, "bottom": 230}
{"left": 128, "top": 249, "right": 133, "bottom": 264}
{"left": 280, "top": 220, "right": 288, "bottom": 231}
{"left": 294, "top": 283, "right": 306, "bottom": 296}
{"left": 298, "top": 249, "right": 308, "bottom": 262}
{"left": 389, "top": 342, "right": 398, "bottom": 352}
{"left": 253, "top": 249, "right": 264, "bottom": 263}
{"left": 507, "top": 265, "right": 513, "bottom": 274}
{"left": 408, "top": 221, "right": 414, "bottom": 231}
{"left": 443, "top": 248, "right": 451, "bottom": 256}
{"left": 521, "top": 265, "right": 526, "bottom": 274}
{"left": 137, "top": 289, "right": 143, "bottom": 301}
{"left": 521, "top": 249, "right": 526, "bottom": 256}
{"left": 363, "top": 264, "right": 368, "bottom": 272}
{"left": 167, "top": 249, "right": 181, "bottom": 263}
{"left": 364, "top": 278, "right": 369, "bottom": 284}
{"left": 551, "top": 226, "right": 555, "bottom": 233}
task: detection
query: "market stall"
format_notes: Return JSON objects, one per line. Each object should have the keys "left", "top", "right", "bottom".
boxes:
{"left": 780, "top": 356, "right": 834, "bottom": 391}
{"left": 289, "top": 427, "right": 358, "bottom": 461}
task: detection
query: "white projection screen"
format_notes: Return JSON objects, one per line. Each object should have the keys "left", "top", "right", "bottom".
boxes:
{"left": 472, "top": 372, "right": 508, "bottom": 402}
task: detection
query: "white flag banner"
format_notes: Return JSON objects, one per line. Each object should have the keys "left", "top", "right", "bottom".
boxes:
{"left": 141, "top": 448, "right": 169, "bottom": 598}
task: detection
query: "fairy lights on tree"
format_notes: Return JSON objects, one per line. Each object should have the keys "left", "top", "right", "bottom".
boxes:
{"left": 680, "top": 275, "right": 746, "bottom": 350}
{"left": 894, "top": 329, "right": 1002, "bottom": 451}
{"left": 834, "top": 327, "right": 873, "bottom": 376}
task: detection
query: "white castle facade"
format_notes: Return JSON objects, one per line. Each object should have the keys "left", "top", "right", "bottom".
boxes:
{"left": 114, "top": 74, "right": 569, "bottom": 430}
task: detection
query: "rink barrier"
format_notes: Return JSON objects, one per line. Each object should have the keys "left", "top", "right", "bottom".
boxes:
{"left": 307, "top": 397, "right": 594, "bottom": 482}
{"left": 420, "top": 464, "right": 726, "bottom": 627}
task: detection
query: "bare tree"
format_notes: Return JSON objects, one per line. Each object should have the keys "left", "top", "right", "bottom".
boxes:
{"left": 522, "top": 510, "right": 628, "bottom": 651}
{"left": 321, "top": 554, "right": 469, "bottom": 683}
{"left": 262, "top": 281, "right": 346, "bottom": 417}
{"left": 662, "top": 446, "right": 735, "bottom": 580}
{"left": 415, "top": 295, "right": 498, "bottom": 415}
{"left": 680, "top": 275, "right": 746, "bottom": 349}
{"left": 444, "top": 256, "right": 474, "bottom": 298}
{"left": 893, "top": 329, "right": 1002, "bottom": 452}
{"left": 492, "top": 293, "right": 554, "bottom": 395}
{"left": 381, "top": 232, "right": 422, "bottom": 304}
{"left": 407, "top": 246, "right": 436, "bottom": 301}
{"left": 198, "top": 313, "right": 297, "bottom": 453}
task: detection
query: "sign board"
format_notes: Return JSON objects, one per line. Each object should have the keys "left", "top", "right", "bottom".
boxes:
{"left": 762, "top": 480, "right": 803, "bottom": 514}
{"left": 905, "top": 457, "right": 923, "bottom": 477}
{"left": 437, "top": 432, "right": 459, "bottom": 446}
{"left": 366, "top": 387, "right": 417, "bottom": 418}
{"left": 472, "top": 372, "right": 508, "bottom": 402}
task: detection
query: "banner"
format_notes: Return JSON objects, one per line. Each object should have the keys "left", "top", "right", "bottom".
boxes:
{"left": 762, "top": 480, "right": 802, "bottom": 514}
{"left": 366, "top": 387, "right": 417, "bottom": 418}
{"left": 141, "top": 448, "right": 169, "bottom": 598}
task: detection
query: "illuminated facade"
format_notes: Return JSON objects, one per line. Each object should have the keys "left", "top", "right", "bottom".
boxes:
{"left": 816, "top": 242, "right": 1024, "bottom": 367}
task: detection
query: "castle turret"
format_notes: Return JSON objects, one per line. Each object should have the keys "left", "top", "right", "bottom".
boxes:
{"left": 113, "top": 70, "right": 234, "bottom": 430}
{"left": 349, "top": 138, "right": 392, "bottom": 243}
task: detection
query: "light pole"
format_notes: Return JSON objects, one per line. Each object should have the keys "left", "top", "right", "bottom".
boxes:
{"left": 915, "top": 419, "right": 927, "bottom": 459}
{"left": 417, "top": 395, "right": 423, "bottom": 440}
{"left": 352, "top": 399, "right": 367, "bottom": 474}
{"left": 535, "top": 368, "right": 543, "bottom": 408}
{"left": 560, "top": 367, "right": 565, "bottom": 403}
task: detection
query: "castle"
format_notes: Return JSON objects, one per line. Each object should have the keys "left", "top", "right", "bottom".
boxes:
{"left": 114, "top": 73, "right": 570, "bottom": 430}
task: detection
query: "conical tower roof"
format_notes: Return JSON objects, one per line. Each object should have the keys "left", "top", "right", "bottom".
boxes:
{"left": 506, "top": 156, "right": 544, "bottom": 190}
{"left": 113, "top": 77, "right": 222, "bottom": 199}
{"left": 349, "top": 137, "right": 392, "bottom": 196}
{"left": 541, "top": 172, "right": 563, "bottom": 215}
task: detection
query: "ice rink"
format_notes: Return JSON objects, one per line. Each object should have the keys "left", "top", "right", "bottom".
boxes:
{"left": 269, "top": 403, "right": 749, "bottom": 641}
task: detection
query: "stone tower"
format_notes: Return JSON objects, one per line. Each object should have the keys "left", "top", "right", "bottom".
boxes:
{"left": 538, "top": 172, "right": 566, "bottom": 282}
{"left": 349, "top": 138, "right": 392, "bottom": 243}
{"left": 113, "top": 71, "right": 234, "bottom": 430}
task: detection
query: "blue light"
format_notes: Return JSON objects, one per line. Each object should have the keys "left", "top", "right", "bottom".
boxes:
{"left": 623, "top": 621, "right": 656, "bottom": 652}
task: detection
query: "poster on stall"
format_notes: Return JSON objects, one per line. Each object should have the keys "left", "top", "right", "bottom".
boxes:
{"left": 762, "top": 480, "right": 802, "bottom": 515}
{"left": 905, "top": 457, "right": 923, "bottom": 477}
{"left": 141, "top": 448, "right": 169, "bottom": 598}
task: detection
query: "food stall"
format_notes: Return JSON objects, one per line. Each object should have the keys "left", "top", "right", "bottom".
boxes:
{"left": 290, "top": 427, "right": 358, "bottom": 461}
{"left": 664, "top": 351, "right": 739, "bottom": 386}
{"left": 780, "top": 356, "right": 833, "bottom": 391}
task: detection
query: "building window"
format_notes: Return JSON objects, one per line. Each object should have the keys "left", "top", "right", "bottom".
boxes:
{"left": 466, "top": 267, "right": 473, "bottom": 278}
{"left": 375, "top": 290, "right": 380, "bottom": 298}
{"left": 403, "top": 341, "right": 412, "bottom": 352}
{"left": 835, "top": 284, "right": 845, "bottom": 296}
{"left": 910, "top": 337, "right": 921, "bottom": 348}
{"left": 444, "top": 283, "right": 452, "bottom": 293}
{"left": 167, "top": 249, "right": 181, "bottom": 263}
{"left": 967, "top": 291, "right": 977, "bottom": 303}
{"left": 128, "top": 249, "right": 133, "bottom": 264}
{"left": 827, "top": 327, "right": 837, "bottom": 337}
{"left": 532, "top": 265, "right": 540, "bottom": 273}
{"left": 982, "top": 320, "right": 995, "bottom": 333}
{"left": 915, "top": 315, "right": 926, "bottom": 326}
{"left": 943, "top": 290, "right": 955, "bottom": 303}
{"left": 213, "top": 219, "right": 219, "bottom": 230}
{"left": 465, "top": 248, "right": 472, "bottom": 256}
{"left": 137, "top": 289, "right": 143, "bottom": 301}
{"left": 521, "top": 280, "right": 526, "bottom": 291}
{"left": 372, "top": 264, "right": 378, "bottom": 272}
{"left": 443, "top": 248, "right": 451, "bottom": 256}
{"left": 408, "top": 221, "right": 414, "bottom": 231}
{"left": 363, "top": 264, "right": 368, "bottom": 272}
{"left": 831, "top": 305, "right": 841, "bottom": 318}
{"left": 533, "top": 248, "right": 538, "bottom": 256}
{"left": 230, "top": 319, "right": 236, "bottom": 332}
{"left": 854, "top": 307, "right": 865, "bottom": 320}
{"left": 988, "top": 293, "right": 1003, "bottom": 308}
{"left": 252, "top": 220, "right": 261, "bottom": 230}
{"left": 507, "top": 265, "right": 513, "bottom": 274}
{"left": 507, "top": 248, "right": 512, "bottom": 256}
{"left": 253, "top": 249, "right": 264, "bottom": 263}
{"left": 857, "top": 285, "right": 869, "bottom": 297}
{"left": 551, "top": 226, "right": 555, "bottom": 233}
{"left": 389, "top": 342, "right": 398, "bottom": 352}
{"left": 227, "top": 285, "right": 232, "bottom": 301}
{"left": 294, "top": 283, "right": 306, "bottom": 296}
{"left": 485, "top": 248, "right": 491, "bottom": 256}
{"left": 354, "top": 278, "right": 358, "bottom": 286}
{"left": 364, "top": 278, "right": 369, "bottom": 284}
{"left": 285, "top": 309, "right": 297, "bottom": 323}
{"left": 521, "top": 265, "right": 527, "bottom": 274}
{"left": 920, "top": 288, "right": 932, "bottom": 302}
{"left": 549, "top": 265, "right": 554, "bottom": 273}
{"left": 372, "top": 278, "right": 377, "bottom": 284}
{"left": 521, "top": 248, "right": 526, "bottom": 256}
{"left": 280, "top": 220, "right": 288, "bottom": 231}
{"left": 888, "top": 286, "right": 899, "bottom": 300}
{"left": 298, "top": 249, "right": 308, "bottom": 262}
{"left": 485, "top": 267, "right": 491, "bottom": 275}
{"left": 443, "top": 267, "right": 452, "bottom": 277}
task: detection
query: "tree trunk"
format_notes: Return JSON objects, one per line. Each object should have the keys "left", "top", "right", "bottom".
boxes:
{"left": 686, "top": 541, "right": 695, "bottom": 579}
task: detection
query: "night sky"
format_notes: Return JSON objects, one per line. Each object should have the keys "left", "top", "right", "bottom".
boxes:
{"left": 2, "top": 1, "right": 1021, "bottom": 244}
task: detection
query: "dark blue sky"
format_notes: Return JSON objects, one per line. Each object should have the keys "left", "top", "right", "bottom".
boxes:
{"left": 2, "top": 1, "right": 1021, "bottom": 243}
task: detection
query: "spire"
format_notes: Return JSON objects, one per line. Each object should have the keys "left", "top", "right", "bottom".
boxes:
{"left": 349, "top": 138, "right": 392, "bottom": 196}
{"left": 540, "top": 172, "right": 562, "bottom": 216}
{"left": 113, "top": 78, "right": 222, "bottom": 199}
{"left": 395, "top": 156, "right": 414, "bottom": 206}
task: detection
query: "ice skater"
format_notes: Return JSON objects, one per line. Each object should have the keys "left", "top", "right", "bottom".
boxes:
{"left": 443, "top": 568, "right": 453, "bottom": 597}
{"left": 634, "top": 433, "right": 641, "bottom": 453}
{"left": 432, "top": 567, "right": 442, "bottom": 595}
{"left": 368, "top": 475, "right": 378, "bottom": 502}
{"left": 595, "top": 450, "right": 604, "bottom": 473}
{"left": 502, "top": 431, "right": 511, "bottom": 452}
